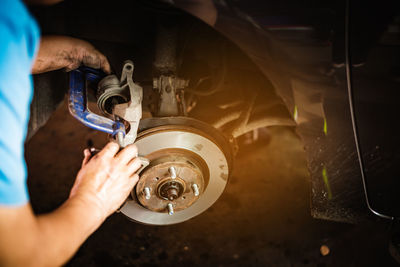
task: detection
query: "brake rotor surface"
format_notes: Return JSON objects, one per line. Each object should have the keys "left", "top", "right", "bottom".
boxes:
{"left": 120, "top": 117, "right": 232, "bottom": 225}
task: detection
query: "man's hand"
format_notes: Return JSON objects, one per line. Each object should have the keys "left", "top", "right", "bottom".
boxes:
{"left": 32, "top": 35, "right": 111, "bottom": 74}
{"left": 69, "top": 142, "right": 142, "bottom": 221}
{"left": 0, "top": 142, "right": 142, "bottom": 267}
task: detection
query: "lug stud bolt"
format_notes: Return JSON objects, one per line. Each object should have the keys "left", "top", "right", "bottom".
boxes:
{"left": 192, "top": 184, "right": 200, "bottom": 196}
{"left": 167, "top": 203, "right": 174, "bottom": 215}
{"left": 144, "top": 187, "right": 151, "bottom": 200}
{"left": 169, "top": 166, "right": 177, "bottom": 179}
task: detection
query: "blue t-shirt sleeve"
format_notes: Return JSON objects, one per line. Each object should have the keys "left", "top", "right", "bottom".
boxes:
{"left": 0, "top": 0, "right": 40, "bottom": 206}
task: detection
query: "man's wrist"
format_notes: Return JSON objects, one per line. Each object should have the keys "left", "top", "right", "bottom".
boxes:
{"left": 63, "top": 193, "right": 107, "bottom": 233}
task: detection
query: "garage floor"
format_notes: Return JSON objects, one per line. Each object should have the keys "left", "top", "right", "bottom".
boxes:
{"left": 25, "top": 101, "right": 398, "bottom": 266}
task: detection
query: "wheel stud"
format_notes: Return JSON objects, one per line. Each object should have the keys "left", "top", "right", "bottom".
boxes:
{"left": 192, "top": 184, "right": 199, "bottom": 196}
{"left": 144, "top": 187, "right": 151, "bottom": 200}
{"left": 167, "top": 203, "right": 174, "bottom": 215}
{"left": 169, "top": 166, "right": 177, "bottom": 179}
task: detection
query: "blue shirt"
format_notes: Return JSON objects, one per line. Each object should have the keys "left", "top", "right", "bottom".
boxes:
{"left": 0, "top": 0, "right": 40, "bottom": 205}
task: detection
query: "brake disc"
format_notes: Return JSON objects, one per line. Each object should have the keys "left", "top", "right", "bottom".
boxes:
{"left": 120, "top": 117, "right": 233, "bottom": 225}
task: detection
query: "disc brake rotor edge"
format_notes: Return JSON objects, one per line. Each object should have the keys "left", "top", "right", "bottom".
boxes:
{"left": 138, "top": 116, "right": 234, "bottom": 168}
{"left": 119, "top": 117, "right": 232, "bottom": 225}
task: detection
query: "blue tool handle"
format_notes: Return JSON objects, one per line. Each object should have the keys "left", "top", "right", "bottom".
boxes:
{"left": 69, "top": 67, "right": 125, "bottom": 137}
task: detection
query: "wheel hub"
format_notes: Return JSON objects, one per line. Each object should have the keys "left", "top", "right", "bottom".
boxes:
{"left": 135, "top": 152, "right": 207, "bottom": 212}
{"left": 120, "top": 117, "right": 232, "bottom": 225}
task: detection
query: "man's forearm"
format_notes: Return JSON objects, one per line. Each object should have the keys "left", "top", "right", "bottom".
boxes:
{"left": 0, "top": 198, "right": 104, "bottom": 267}
{"left": 32, "top": 36, "right": 77, "bottom": 74}
{"left": 34, "top": 197, "right": 105, "bottom": 266}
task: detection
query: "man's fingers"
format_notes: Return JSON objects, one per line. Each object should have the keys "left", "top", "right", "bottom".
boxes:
{"left": 98, "top": 142, "right": 120, "bottom": 158}
{"left": 120, "top": 174, "right": 139, "bottom": 198}
{"left": 127, "top": 158, "right": 142, "bottom": 176}
{"left": 100, "top": 55, "right": 111, "bottom": 74}
{"left": 130, "top": 174, "right": 140, "bottom": 185}
{"left": 80, "top": 49, "right": 111, "bottom": 74}
{"left": 115, "top": 144, "right": 138, "bottom": 166}
{"left": 81, "top": 149, "right": 91, "bottom": 167}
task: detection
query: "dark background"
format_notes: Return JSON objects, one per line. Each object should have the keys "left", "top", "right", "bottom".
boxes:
{"left": 26, "top": 102, "right": 398, "bottom": 266}
{"left": 25, "top": 0, "right": 400, "bottom": 265}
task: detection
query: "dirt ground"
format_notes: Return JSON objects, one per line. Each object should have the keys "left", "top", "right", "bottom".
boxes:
{"left": 25, "top": 101, "right": 398, "bottom": 266}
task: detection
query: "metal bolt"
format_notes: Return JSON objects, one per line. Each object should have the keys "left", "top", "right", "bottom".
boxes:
{"left": 192, "top": 184, "right": 199, "bottom": 196}
{"left": 167, "top": 203, "right": 174, "bottom": 215}
{"left": 116, "top": 132, "right": 124, "bottom": 147}
{"left": 169, "top": 166, "right": 177, "bottom": 179}
{"left": 144, "top": 187, "right": 151, "bottom": 200}
{"left": 167, "top": 188, "right": 179, "bottom": 200}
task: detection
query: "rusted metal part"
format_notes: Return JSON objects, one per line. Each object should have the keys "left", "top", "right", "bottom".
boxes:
{"left": 158, "top": 178, "right": 185, "bottom": 200}
{"left": 120, "top": 118, "right": 230, "bottom": 225}
{"left": 153, "top": 75, "right": 189, "bottom": 116}
{"left": 135, "top": 148, "right": 207, "bottom": 213}
{"left": 136, "top": 158, "right": 205, "bottom": 212}
{"left": 152, "top": 23, "right": 189, "bottom": 117}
